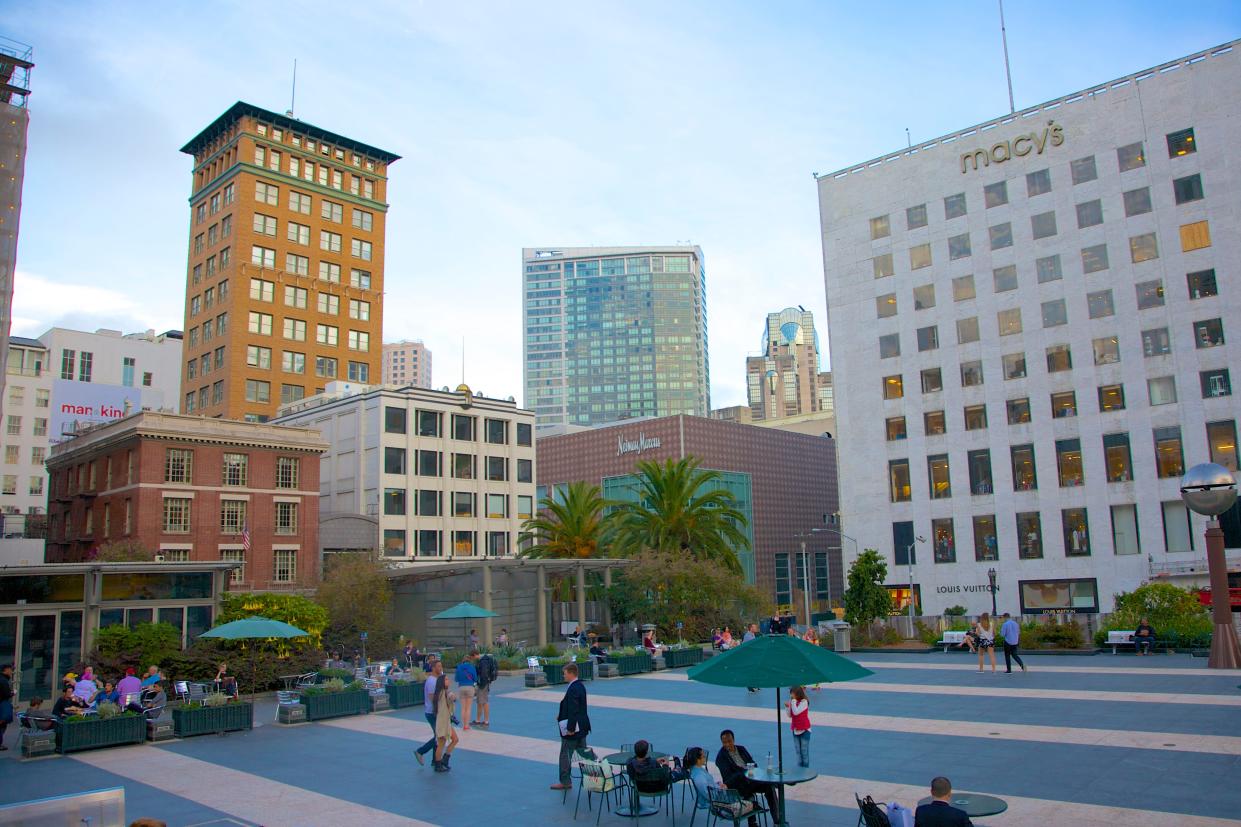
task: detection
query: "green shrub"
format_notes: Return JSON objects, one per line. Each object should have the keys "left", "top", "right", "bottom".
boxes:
{"left": 915, "top": 620, "right": 939, "bottom": 646}
{"left": 318, "top": 668, "right": 354, "bottom": 681}
{"left": 538, "top": 643, "right": 560, "bottom": 658}
{"left": 944, "top": 605, "right": 967, "bottom": 616}
{"left": 1094, "top": 583, "right": 1212, "bottom": 646}
{"left": 95, "top": 701, "right": 122, "bottom": 720}
{"left": 202, "top": 692, "right": 229, "bottom": 707}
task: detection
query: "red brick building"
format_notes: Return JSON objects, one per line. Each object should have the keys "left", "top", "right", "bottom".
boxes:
{"left": 45, "top": 412, "right": 327, "bottom": 590}
{"left": 536, "top": 415, "right": 841, "bottom": 613}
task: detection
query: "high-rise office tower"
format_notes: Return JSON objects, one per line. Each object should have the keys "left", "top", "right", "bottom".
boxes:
{"left": 746, "top": 307, "right": 833, "bottom": 421}
{"left": 522, "top": 246, "right": 709, "bottom": 431}
{"left": 0, "top": 38, "right": 33, "bottom": 421}
{"left": 179, "top": 103, "right": 399, "bottom": 421}
{"left": 382, "top": 339, "right": 432, "bottom": 388}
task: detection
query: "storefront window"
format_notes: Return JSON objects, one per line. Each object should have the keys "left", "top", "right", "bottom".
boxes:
{"left": 932, "top": 518, "right": 956, "bottom": 563}
{"left": 0, "top": 574, "right": 85, "bottom": 604}
{"left": 973, "top": 515, "right": 998, "bottom": 561}
{"left": 100, "top": 573, "right": 213, "bottom": 601}
{"left": 1019, "top": 578, "right": 1099, "bottom": 614}
{"left": 1017, "top": 512, "right": 1043, "bottom": 559}
{"left": 1062, "top": 509, "right": 1091, "bottom": 557}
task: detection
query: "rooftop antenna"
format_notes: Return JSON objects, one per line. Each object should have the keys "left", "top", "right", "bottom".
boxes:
{"left": 999, "top": 0, "right": 1015, "bottom": 114}
{"left": 461, "top": 336, "right": 465, "bottom": 386}
{"left": 905, "top": 128, "right": 912, "bottom": 150}
{"left": 287, "top": 59, "right": 298, "bottom": 117}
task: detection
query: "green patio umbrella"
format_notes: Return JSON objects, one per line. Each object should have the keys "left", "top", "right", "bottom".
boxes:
{"left": 200, "top": 615, "right": 310, "bottom": 698}
{"left": 431, "top": 601, "right": 498, "bottom": 649}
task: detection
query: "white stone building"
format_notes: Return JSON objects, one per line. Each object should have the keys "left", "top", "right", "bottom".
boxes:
{"left": 274, "top": 382, "right": 535, "bottom": 562}
{"left": 818, "top": 41, "right": 1241, "bottom": 615}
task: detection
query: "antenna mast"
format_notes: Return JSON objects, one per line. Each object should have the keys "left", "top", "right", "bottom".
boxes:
{"left": 289, "top": 59, "right": 298, "bottom": 116}
{"left": 999, "top": 0, "right": 1015, "bottom": 114}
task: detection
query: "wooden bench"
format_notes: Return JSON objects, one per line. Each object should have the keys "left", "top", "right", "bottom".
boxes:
{"left": 1107, "top": 630, "right": 1135, "bottom": 654}
{"left": 935, "top": 630, "right": 968, "bottom": 652}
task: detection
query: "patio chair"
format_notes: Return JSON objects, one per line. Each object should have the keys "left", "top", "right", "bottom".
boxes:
{"left": 173, "top": 680, "right": 190, "bottom": 703}
{"left": 855, "top": 793, "right": 891, "bottom": 827}
{"left": 187, "top": 682, "right": 210, "bottom": 704}
{"left": 707, "top": 787, "right": 768, "bottom": 827}
{"left": 628, "top": 763, "right": 677, "bottom": 825}
{"left": 575, "top": 758, "right": 625, "bottom": 824}
{"left": 274, "top": 689, "right": 302, "bottom": 722}
{"left": 562, "top": 747, "right": 599, "bottom": 804}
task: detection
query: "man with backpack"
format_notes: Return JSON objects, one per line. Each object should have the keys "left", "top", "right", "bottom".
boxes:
{"left": 472, "top": 649, "right": 498, "bottom": 727}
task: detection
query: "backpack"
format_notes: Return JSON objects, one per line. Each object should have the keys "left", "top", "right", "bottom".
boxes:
{"left": 857, "top": 795, "right": 891, "bottom": 827}
{"left": 477, "top": 654, "right": 498, "bottom": 687}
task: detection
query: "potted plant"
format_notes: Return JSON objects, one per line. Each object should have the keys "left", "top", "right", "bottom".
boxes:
{"left": 299, "top": 678, "right": 370, "bottom": 720}
{"left": 384, "top": 669, "right": 427, "bottom": 709}
{"left": 605, "top": 646, "right": 653, "bottom": 675}
{"left": 171, "top": 692, "right": 255, "bottom": 738}
{"left": 57, "top": 703, "right": 147, "bottom": 753}
{"left": 540, "top": 656, "right": 594, "bottom": 685}
{"left": 662, "top": 644, "right": 704, "bottom": 669}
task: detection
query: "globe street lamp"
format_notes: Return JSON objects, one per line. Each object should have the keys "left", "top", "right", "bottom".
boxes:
{"left": 987, "top": 567, "right": 998, "bottom": 617}
{"left": 1179, "top": 462, "right": 1241, "bottom": 669}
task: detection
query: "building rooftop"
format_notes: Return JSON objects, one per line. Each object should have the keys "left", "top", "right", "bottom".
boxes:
{"left": 7, "top": 336, "right": 44, "bottom": 349}
{"left": 274, "top": 381, "right": 529, "bottom": 420}
{"left": 180, "top": 100, "right": 401, "bottom": 164}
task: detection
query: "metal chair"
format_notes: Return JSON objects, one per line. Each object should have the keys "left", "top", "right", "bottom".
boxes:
{"left": 708, "top": 787, "right": 768, "bottom": 827}
{"left": 187, "top": 683, "right": 210, "bottom": 704}
{"left": 575, "top": 758, "right": 625, "bottom": 824}
{"left": 628, "top": 763, "right": 677, "bottom": 825}
{"left": 274, "top": 689, "right": 301, "bottom": 721}
{"left": 173, "top": 680, "right": 190, "bottom": 703}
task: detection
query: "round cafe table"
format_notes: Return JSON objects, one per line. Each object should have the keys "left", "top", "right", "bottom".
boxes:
{"left": 602, "top": 751, "right": 670, "bottom": 817}
{"left": 746, "top": 766, "right": 817, "bottom": 826}
{"left": 917, "top": 793, "right": 1008, "bottom": 817}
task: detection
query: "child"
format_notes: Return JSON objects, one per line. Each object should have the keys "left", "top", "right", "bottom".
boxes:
{"left": 785, "top": 685, "right": 812, "bottom": 768}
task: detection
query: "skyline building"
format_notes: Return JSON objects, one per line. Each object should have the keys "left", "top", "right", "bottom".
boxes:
{"left": 818, "top": 41, "right": 1241, "bottom": 616}
{"left": 382, "top": 339, "right": 432, "bottom": 388}
{"left": 179, "top": 102, "right": 400, "bottom": 422}
{"left": 745, "top": 307, "right": 834, "bottom": 422}
{"left": 0, "top": 38, "right": 33, "bottom": 423}
{"left": 522, "top": 246, "right": 710, "bottom": 431}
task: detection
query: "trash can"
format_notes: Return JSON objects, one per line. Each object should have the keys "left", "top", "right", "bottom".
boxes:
{"left": 830, "top": 621, "right": 851, "bottom": 653}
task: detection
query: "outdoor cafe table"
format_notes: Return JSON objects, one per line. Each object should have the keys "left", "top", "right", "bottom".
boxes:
{"left": 745, "top": 766, "right": 818, "bottom": 827}
{"left": 917, "top": 793, "right": 1008, "bottom": 818}
{"left": 602, "top": 751, "right": 670, "bottom": 817}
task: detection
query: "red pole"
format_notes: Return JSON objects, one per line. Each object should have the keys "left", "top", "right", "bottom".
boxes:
{"left": 1205, "top": 520, "right": 1241, "bottom": 669}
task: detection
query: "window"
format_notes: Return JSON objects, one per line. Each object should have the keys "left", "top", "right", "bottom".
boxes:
{"left": 352, "top": 208, "right": 373, "bottom": 231}
{"left": 190, "top": 295, "right": 202, "bottom": 317}
{"left": 1187, "top": 268, "right": 1217, "bottom": 299}
{"left": 916, "top": 326, "right": 938, "bottom": 352}
{"left": 1173, "top": 173, "right": 1204, "bottom": 204}
{"left": 1207, "top": 420, "right": 1239, "bottom": 471}
{"left": 948, "top": 233, "right": 971, "bottom": 260}
{"left": 385, "top": 406, "right": 407, "bottom": 434}
{"left": 1075, "top": 199, "right": 1103, "bottom": 228}
{"left": 222, "top": 453, "right": 248, "bottom": 486}
{"left": 957, "top": 317, "right": 980, "bottom": 344}
{"left": 959, "top": 359, "right": 982, "bottom": 389}
{"left": 909, "top": 244, "right": 931, "bottom": 270}
{"left": 1062, "top": 509, "right": 1090, "bottom": 557}
{"left": 517, "top": 458, "right": 533, "bottom": 483}
{"left": 888, "top": 459, "right": 911, "bottom": 502}
{"left": 321, "top": 200, "right": 343, "bottom": 222}
{"left": 252, "top": 213, "right": 277, "bottom": 236}
{"left": 1148, "top": 376, "right": 1177, "bottom": 406}
{"left": 284, "top": 253, "right": 308, "bottom": 276}
{"left": 244, "top": 379, "right": 270, "bottom": 403}
{"left": 347, "top": 330, "right": 369, "bottom": 352}
{"left": 484, "top": 418, "right": 507, "bottom": 444}
{"left": 383, "top": 447, "right": 406, "bottom": 476}
{"left": 275, "top": 502, "right": 298, "bottom": 535}
{"left": 1194, "top": 318, "right": 1225, "bottom": 348}
{"left": 383, "top": 488, "right": 407, "bottom": 516}
{"left": 1130, "top": 232, "right": 1158, "bottom": 263}
{"left": 32, "top": 418, "right": 46, "bottom": 437}
{"left": 964, "top": 404, "right": 987, "bottom": 431}
{"left": 930, "top": 518, "right": 957, "bottom": 564}
{"left": 983, "top": 180, "right": 1008, "bottom": 208}
{"left": 1163, "top": 501, "right": 1193, "bottom": 553}
{"left": 316, "top": 356, "right": 337, "bottom": 378}
{"left": 1112, "top": 504, "right": 1140, "bottom": 556}
{"left": 486, "top": 493, "right": 508, "bottom": 519}
{"left": 944, "top": 193, "right": 967, "bottom": 219}
{"left": 1011, "top": 444, "right": 1037, "bottom": 491}
{"left": 924, "top": 411, "right": 945, "bottom": 435}
{"left": 1103, "top": 433, "right": 1133, "bottom": 482}
{"left": 1098, "top": 384, "right": 1125, "bottom": 412}
{"left": 952, "top": 274, "right": 975, "bottom": 301}
{"left": 1154, "top": 426, "right": 1185, "bottom": 479}
{"left": 274, "top": 550, "right": 296, "bottom": 583}
{"left": 927, "top": 454, "right": 951, "bottom": 499}
{"left": 1041, "top": 299, "right": 1067, "bottom": 327}
{"left": 282, "top": 351, "right": 306, "bottom": 375}
{"left": 347, "top": 361, "right": 369, "bottom": 382}
{"left": 418, "top": 410, "right": 442, "bottom": 437}
{"left": 1017, "top": 512, "right": 1043, "bottom": 559}
{"left": 968, "top": 449, "right": 993, "bottom": 496}
{"left": 414, "top": 489, "right": 441, "bottom": 517}
{"left": 882, "top": 375, "right": 903, "bottom": 399}
{"left": 1, "top": 474, "right": 13, "bottom": 494}
{"left": 486, "top": 456, "right": 507, "bottom": 482}
{"left": 920, "top": 368, "right": 943, "bottom": 394}
{"left": 1006, "top": 397, "right": 1031, "bottom": 424}
{"left": 453, "top": 492, "right": 475, "bottom": 518}
{"left": 319, "top": 262, "right": 342, "bottom": 284}
{"left": 452, "top": 453, "right": 475, "bottom": 480}
{"left": 1031, "top": 211, "right": 1057, "bottom": 239}
{"left": 276, "top": 457, "right": 299, "bottom": 489}
{"left": 162, "top": 498, "right": 192, "bottom": 533}
{"left": 452, "top": 414, "right": 476, "bottom": 440}
{"left": 164, "top": 449, "right": 193, "bottom": 484}
{"left": 284, "top": 319, "right": 307, "bottom": 341}
{"left": 314, "top": 324, "right": 337, "bottom": 346}
{"left": 876, "top": 293, "right": 897, "bottom": 318}
{"left": 284, "top": 286, "right": 308, "bottom": 309}
{"left": 320, "top": 230, "right": 342, "bottom": 253}
{"left": 906, "top": 204, "right": 927, "bottom": 229}
{"left": 872, "top": 253, "right": 894, "bottom": 279}
{"left": 351, "top": 239, "right": 372, "bottom": 260}
{"left": 1081, "top": 243, "right": 1109, "bottom": 273}
{"left": 348, "top": 299, "right": 370, "bottom": 321}
{"left": 997, "top": 308, "right": 1021, "bottom": 336}
{"left": 318, "top": 293, "right": 340, "bottom": 316}
{"left": 249, "top": 278, "right": 274, "bottom": 302}
{"left": 988, "top": 222, "right": 1013, "bottom": 250}
{"left": 913, "top": 284, "right": 935, "bottom": 310}
{"left": 1123, "top": 187, "right": 1152, "bottom": 216}
{"left": 1142, "top": 327, "right": 1171, "bottom": 357}
{"left": 1180, "top": 220, "right": 1212, "bottom": 252}
{"left": 1117, "top": 141, "right": 1145, "bottom": 172}
{"left": 1051, "top": 390, "right": 1077, "bottom": 418}
{"left": 1087, "top": 289, "right": 1114, "bottom": 319}
{"left": 1026, "top": 168, "right": 1051, "bottom": 196}
{"left": 1166, "top": 127, "right": 1196, "bottom": 157}
{"left": 992, "top": 265, "right": 1017, "bottom": 292}
{"left": 35, "top": 388, "right": 48, "bottom": 408}
{"left": 974, "top": 515, "right": 998, "bottom": 561}
{"left": 1201, "top": 368, "right": 1231, "bottom": 399}
{"left": 1092, "top": 336, "right": 1120, "bottom": 365}
{"left": 1070, "top": 156, "right": 1097, "bottom": 184}
{"left": 869, "top": 215, "right": 890, "bottom": 240}
{"left": 885, "top": 417, "right": 907, "bottom": 441}
{"left": 415, "top": 450, "right": 443, "bottom": 479}
{"left": 251, "top": 245, "right": 276, "bottom": 268}
{"left": 1001, "top": 352, "right": 1026, "bottom": 380}
{"left": 879, "top": 333, "right": 900, "bottom": 359}
{"left": 280, "top": 384, "right": 304, "bottom": 404}
{"left": 517, "top": 422, "right": 533, "bottom": 447}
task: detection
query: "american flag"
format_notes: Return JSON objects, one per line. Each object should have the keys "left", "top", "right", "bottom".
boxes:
{"left": 242, "top": 524, "right": 251, "bottom": 553}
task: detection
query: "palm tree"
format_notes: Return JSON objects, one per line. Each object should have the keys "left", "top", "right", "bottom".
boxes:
{"left": 518, "top": 480, "right": 614, "bottom": 559}
{"left": 611, "top": 457, "right": 750, "bottom": 574}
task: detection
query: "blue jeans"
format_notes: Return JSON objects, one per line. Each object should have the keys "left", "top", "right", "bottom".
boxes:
{"left": 793, "top": 731, "right": 810, "bottom": 767}
{"left": 416, "top": 711, "right": 437, "bottom": 756}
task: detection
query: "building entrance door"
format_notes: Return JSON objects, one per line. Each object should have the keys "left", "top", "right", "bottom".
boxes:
{"left": 18, "top": 614, "right": 57, "bottom": 701}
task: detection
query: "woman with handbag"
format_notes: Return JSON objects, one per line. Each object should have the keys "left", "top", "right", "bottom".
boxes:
{"left": 975, "top": 613, "right": 997, "bottom": 673}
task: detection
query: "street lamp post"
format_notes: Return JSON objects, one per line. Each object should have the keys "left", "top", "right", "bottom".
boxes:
{"left": 1179, "top": 463, "right": 1241, "bottom": 669}
{"left": 907, "top": 536, "right": 925, "bottom": 629}
{"left": 795, "top": 526, "right": 860, "bottom": 624}
{"left": 987, "top": 567, "right": 998, "bottom": 616}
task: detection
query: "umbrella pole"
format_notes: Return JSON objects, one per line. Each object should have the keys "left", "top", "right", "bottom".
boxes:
{"left": 775, "top": 685, "right": 785, "bottom": 826}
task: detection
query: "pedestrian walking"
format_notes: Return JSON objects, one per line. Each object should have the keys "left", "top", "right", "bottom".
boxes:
{"left": 785, "top": 685, "right": 811, "bottom": 768}
{"left": 550, "top": 662, "right": 590, "bottom": 791}
{"left": 974, "top": 613, "right": 997, "bottom": 673}
{"left": 999, "top": 612, "right": 1027, "bottom": 673}
{"left": 456, "top": 651, "right": 479, "bottom": 730}
{"left": 474, "top": 650, "right": 497, "bottom": 727}
{"left": 0, "top": 664, "right": 14, "bottom": 750}
{"left": 413, "top": 659, "right": 443, "bottom": 766}
{"left": 433, "top": 673, "right": 458, "bottom": 772}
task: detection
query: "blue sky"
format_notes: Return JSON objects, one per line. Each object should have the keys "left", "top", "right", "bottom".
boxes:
{"left": 8, "top": 1, "right": 1239, "bottom": 407}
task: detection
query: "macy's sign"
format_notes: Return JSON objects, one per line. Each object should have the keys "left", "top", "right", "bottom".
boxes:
{"left": 960, "top": 121, "right": 1064, "bottom": 174}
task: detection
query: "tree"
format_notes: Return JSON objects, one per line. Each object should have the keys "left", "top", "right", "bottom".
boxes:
{"left": 843, "top": 549, "right": 892, "bottom": 627}
{"left": 91, "top": 539, "right": 156, "bottom": 562}
{"left": 316, "top": 552, "right": 396, "bottom": 653}
{"left": 519, "top": 480, "right": 614, "bottom": 559}
{"left": 218, "top": 592, "right": 329, "bottom": 647}
{"left": 1104, "top": 582, "right": 1212, "bottom": 641}
{"left": 610, "top": 457, "right": 750, "bottom": 574}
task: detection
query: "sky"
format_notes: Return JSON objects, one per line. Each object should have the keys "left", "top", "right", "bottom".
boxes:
{"left": 7, "top": 1, "right": 1240, "bottom": 408}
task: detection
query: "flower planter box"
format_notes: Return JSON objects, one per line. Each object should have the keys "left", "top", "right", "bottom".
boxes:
{"left": 663, "top": 647, "right": 704, "bottom": 668}
{"left": 172, "top": 702, "right": 254, "bottom": 738}
{"left": 299, "top": 689, "right": 370, "bottom": 721}
{"left": 384, "top": 681, "right": 425, "bottom": 709}
{"left": 57, "top": 714, "right": 147, "bottom": 754}
{"left": 542, "top": 659, "right": 594, "bottom": 685}
{"left": 606, "top": 652, "right": 653, "bottom": 675}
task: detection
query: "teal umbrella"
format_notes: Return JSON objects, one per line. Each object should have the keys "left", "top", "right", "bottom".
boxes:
{"left": 200, "top": 616, "right": 310, "bottom": 699}
{"left": 431, "top": 602, "right": 498, "bottom": 649}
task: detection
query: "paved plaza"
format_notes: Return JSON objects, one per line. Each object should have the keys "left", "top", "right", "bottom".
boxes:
{"left": 2, "top": 651, "right": 1240, "bottom": 826}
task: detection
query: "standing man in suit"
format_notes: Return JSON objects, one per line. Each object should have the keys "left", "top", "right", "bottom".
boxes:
{"left": 914, "top": 777, "right": 972, "bottom": 827}
{"left": 550, "top": 662, "right": 590, "bottom": 790}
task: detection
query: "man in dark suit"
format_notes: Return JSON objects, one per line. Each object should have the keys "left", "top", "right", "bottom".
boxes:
{"left": 550, "top": 661, "right": 591, "bottom": 790}
{"left": 914, "top": 777, "right": 972, "bottom": 827}
{"left": 715, "top": 729, "right": 779, "bottom": 826}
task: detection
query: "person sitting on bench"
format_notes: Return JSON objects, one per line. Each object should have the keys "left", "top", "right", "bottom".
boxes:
{"left": 1134, "top": 618, "right": 1156, "bottom": 655}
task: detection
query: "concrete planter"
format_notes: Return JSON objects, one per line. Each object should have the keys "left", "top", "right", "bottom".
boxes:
{"left": 663, "top": 647, "right": 705, "bottom": 668}
{"left": 57, "top": 714, "right": 146, "bottom": 754}
{"left": 542, "top": 659, "right": 594, "bottom": 685}
{"left": 606, "top": 652, "right": 653, "bottom": 675}
{"left": 172, "top": 702, "right": 254, "bottom": 738}
{"left": 384, "top": 681, "right": 425, "bottom": 709}
{"left": 300, "top": 689, "right": 370, "bottom": 721}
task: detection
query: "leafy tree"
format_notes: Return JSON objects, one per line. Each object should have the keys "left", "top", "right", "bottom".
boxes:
{"left": 92, "top": 622, "right": 183, "bottom": 675}
{"left": 610, "top": 457, "right": 750, "bottom": 574}
{"left": 843, "top": 549, "right": 892, "bottom": 628}
{"left": 316, "top": 552, "right": 396, "bottom": 654}
{"left": 519, "top": 480, "right": 614, "bottom": 559}
{"left": 218, "top": 592, "right": 329, "bottom": 647}
{"left": 90, "top": 539, "right": 155, "bottom": 562}
{"left": 1099, "top": 582, "right": 1212, "bottom": 642}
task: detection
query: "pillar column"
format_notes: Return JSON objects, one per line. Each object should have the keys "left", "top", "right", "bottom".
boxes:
{"left": 576, "top": 563, "right": 587, "bottom": 639}
{"left": 536, "top": 565, "right": 547, "bottom": 648}
{"left": 603, "top": 566, "right": 613, "bottom": 631}
{"left": 482, "top": 561, "right": 493, "bottom": 647}
{"left": 1206, "top": 520, "right": 1241, "bottom": 668}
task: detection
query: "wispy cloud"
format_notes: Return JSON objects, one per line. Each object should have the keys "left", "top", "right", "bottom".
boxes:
{"left": 11, "top": 271, "right": 180, "bottom": 338}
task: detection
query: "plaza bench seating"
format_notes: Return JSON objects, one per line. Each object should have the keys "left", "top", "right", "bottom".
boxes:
{"left": 1107, "top": 630, "right": 1136, "bottom": 654}
{"left": 935, "top": 630, "right": 968, "bottom": 652}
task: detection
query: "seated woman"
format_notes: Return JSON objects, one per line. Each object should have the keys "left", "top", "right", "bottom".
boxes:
{"left": 215, "top": 662, "right": 239, "bottom": 698}
{"left": 386, "top": 658, "right": 406, "bottom": 682}
{"left": 720, "top": 627, "right": 734, "bottom": 649}
{"left": 686, "top": 746, "right": 753, "bottom": 816}
{"left": 712, "top": 628, "right": 723, "bottom": 649}
{"left": 641, "top": 630, "right": 661, "bottom": 655}
{"left": 73, "top": 668, "right": 100, "bottom": 706}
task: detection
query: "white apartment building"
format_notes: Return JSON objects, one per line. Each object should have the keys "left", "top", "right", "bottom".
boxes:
{"left": 818, "top": 42, "right": 1241, "bottom": 616}
{"left": 2, "top": 336, "right": 51, "bottom": 523}
{"left": 274, "top": 382, "right": 535, "bottom": 561}
{"left": 382, "top": 339, "right": 432, "bottom": 388}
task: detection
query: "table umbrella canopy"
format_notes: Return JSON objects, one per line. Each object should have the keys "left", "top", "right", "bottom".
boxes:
{"left": 686, "top": 633, "right": 872, "bottom": 687}
{"left": 200, "top": 615, "right": 310, "bottom": 639}
{"left": 431, "top": 601, "right": 499, "bottom": 620}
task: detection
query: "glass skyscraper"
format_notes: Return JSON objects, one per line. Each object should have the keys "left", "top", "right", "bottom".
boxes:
{"left": 522, "top": 246, "right": 709, "bottom": 431}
